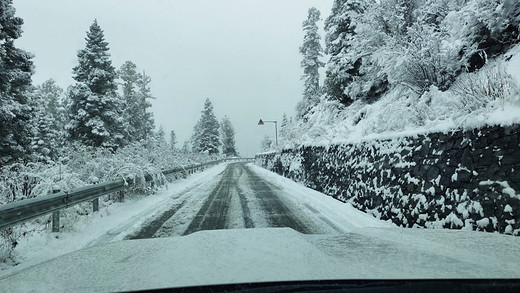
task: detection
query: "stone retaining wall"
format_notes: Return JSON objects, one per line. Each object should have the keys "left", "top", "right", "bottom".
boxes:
{"left": 255, "top": 124, "right": 520, "bottom": 235}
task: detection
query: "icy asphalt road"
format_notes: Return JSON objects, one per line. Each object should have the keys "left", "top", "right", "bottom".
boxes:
{"left": 128, "top": 162, "right": 345, "bottom": 239}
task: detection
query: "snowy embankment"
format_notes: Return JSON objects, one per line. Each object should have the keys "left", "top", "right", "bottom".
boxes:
{"left": 280, "top": 44, "right": 520, "bottom": 149}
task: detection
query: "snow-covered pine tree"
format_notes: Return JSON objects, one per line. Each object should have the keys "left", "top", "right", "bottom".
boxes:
{"left": 73, "top": 20, "right": 118, "bottom": 95}
{"left": 68, "top": 20, "right": 125, "bottom": 149}
{"left": 279, "top": 113, "right": 289, "bottom": 140}
{"left": 191, "top": 98, "right": 220, "bottom": 154}
{"left": 118, "top": 62, "right": 155, "bottom": 142}
{"left": 323, "top": 0, "right": 364, "bottom": 106}
{"left": 296, "top": 7, "right": 324, "bottom": 120}
{"left": 118, "top": 61, "right": 139, "bottom": 142}
{"left": 30, "top": 80, "right": 66, "bottom": 161}
{"left": 135, "top": 71, "right": 155, "bottom": 141}
{"left": 281, "top": 113, "right": 288, "bottom": 129}
{"left": 0, "top": 0, "right": 34, "bottom": 166}
{"left": 279, "top": 113, "right": 289, "bottom": 139}
{"left": 169, "top": 130, "right": 177, "bottom": 150}
{"left": 181, "top": 140, "right": 190, "bottom": 153}
{"left": 190, "top": 120, "right": 202, "bottom": 153}
{"left": 155, "top": 125, "right": 166, "bottom": 145}
{"left": 220, "top": 116, "right": 237, "bottom": 156}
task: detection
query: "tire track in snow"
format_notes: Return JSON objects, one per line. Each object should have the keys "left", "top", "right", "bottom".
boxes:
{"left": 123, "top": 171, "right": 224, "bottom": 240}
{"left": 182, "top": 164, "right": 236, "bottom": 235}
{"left": 242, "top": 166, "right": 313, "bottom": 234}
{"left": 235, "top": 164, "right": 254, "bottom": 229}
{"left": 136, "top": 162, "right": 333, "bottom": 238}
{"left": 128, "top": 199, "right": 188, "bottom": 239}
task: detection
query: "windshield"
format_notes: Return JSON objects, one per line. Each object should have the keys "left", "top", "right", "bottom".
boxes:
{"left": 1, "top": 0, "right": 519, "bottom": 292}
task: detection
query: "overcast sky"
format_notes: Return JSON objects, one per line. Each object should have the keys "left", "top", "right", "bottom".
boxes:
{"left": 14, "top": 0, "right": 333, "bottom": 157}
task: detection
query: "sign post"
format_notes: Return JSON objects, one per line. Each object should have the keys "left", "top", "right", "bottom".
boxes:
{"left": 258, "top": 119, "right": 278, "bottom": 147}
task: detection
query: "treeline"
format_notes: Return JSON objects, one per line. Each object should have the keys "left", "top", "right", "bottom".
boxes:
{"left": 1, "top": 15, "right": 158, "bottom": 166}
{"left": 296, "top": 0, "right": 520, "bottom": 119}
{"left": 186, "top": 98, "right": 238, "bottom": 157}
{"left": 0, "top": 1, "right": 227, "bottom": 207}
{"left": 0, "top": 0, "right": 241, "bottom": 263}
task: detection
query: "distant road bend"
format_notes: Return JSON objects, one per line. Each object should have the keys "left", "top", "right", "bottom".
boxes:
{"left": 128, "top": 162, "right": 340, "bottom": 239}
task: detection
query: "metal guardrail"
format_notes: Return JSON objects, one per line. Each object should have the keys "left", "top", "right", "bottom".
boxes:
{"left": 0, "top": 157, "right": 254, "bottom": 231}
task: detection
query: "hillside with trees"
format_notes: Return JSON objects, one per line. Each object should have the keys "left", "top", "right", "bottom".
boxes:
{"left": 279, "top": 0, "right": 520, "bottom": 149}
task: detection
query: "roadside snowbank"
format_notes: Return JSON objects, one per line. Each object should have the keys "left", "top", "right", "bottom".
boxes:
{"left": 248, "top": 164, "right": 393, "bottom": 232}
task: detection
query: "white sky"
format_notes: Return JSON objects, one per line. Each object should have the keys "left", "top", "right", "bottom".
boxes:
{"left": 14, "top": 0, "right": 333, "bottom": 157}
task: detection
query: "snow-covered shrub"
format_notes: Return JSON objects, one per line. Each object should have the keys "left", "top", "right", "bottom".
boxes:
{"left": 322, "top": 0, "right": 520, "bottom": 106}
{"left": 391, "top": 24, "right": 461, "bottom": 93}
{"left": 362, "top": 87, "right": 424, "bottom": 134}
{"left": 280, "top": 97, "right": 347, "bottom": 148}
{"left": 0, "top": 228, "right": 21, "bottom": 263}
{"left": 0, "top": 162, "right": 54, "bottom": 205}
{"left": 0, "top": 137, "right": 220, "bottom": 205}
{"left": 451, "top": 62, "right": 520, "bottom": 112}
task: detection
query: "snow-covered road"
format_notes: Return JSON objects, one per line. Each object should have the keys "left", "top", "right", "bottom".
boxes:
{"left": 128, "top": 162, "right": 385, "bottom": 239}
{"left": 0, "top": 162, "right": 386, "bottom": 278}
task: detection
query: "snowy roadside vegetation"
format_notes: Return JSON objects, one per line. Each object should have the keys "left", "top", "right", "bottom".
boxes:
{"left": 0, "top": 139, "right": 221, "bottom": 263}
{"left": 265, "top": 0, "right": 520, "bottom": 151}
{"left": 1, "top": 1, "right": 238, "bottom": 263}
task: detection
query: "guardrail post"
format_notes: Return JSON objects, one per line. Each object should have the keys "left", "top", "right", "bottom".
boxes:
{"left": 52, "top": 186, "right": 61, "bottom": 232}
{"left": 93, "top": 198, "right": 99, "bottom": 212}
{"left": 92, "top": 177, "right": 99, "bottom": 212}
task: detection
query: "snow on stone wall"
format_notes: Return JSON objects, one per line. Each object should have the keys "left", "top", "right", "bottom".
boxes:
{"left": 256, "top": 124, "right": 520, "bottom": 235}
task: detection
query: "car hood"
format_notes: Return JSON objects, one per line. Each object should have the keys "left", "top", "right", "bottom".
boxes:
{"left": 0, "top": 227, "right": 518, "bottom": 292}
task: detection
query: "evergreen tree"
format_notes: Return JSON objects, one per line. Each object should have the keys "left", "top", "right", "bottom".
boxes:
{"left": 190, "top": 120, "right": 202, "bottom": 153}
{"left": 0, "top": 0, "right": 34, "bottom": 166}
{"left": 220, "top": 116, "right": 237, "bottom": 156}
{"left": 119, "top": 61, "right": 139, "bottom": 98}
{"left": 323, "top": 0, "right": 364, "bottom": 105}
{"left": 155, "top": 125, "right": 166, "bottom": 145}
{"left": 169, "top": 130, "right": 177, "bottom": 150}
{"left": 67, "top": 20, "right": 124, "bottom": 149}
{"left": 30, "top": 80, "right": 66, "bottom": 161}
{"left": 296, "top": 7, "right": 324, "bottom": 120}
{"left": 279, "top": 113, "right": 289, "bottom": 138}
{"left": 73, "top": 20, "right": 118, "bottom": 95}
{"left": 135, "top": 71, "right": 155, "bottom": 141}
{"left": 181, "top": 140, "right": 190, "bottom": 153}
{"left": 191, "top": 98, "right": 220, "bottom": 154}
{"left": 281, "top": 113, "right": 289, "bottom": 129}
{"left": 119, "top": 61, "right": 138, "bottom": 141}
